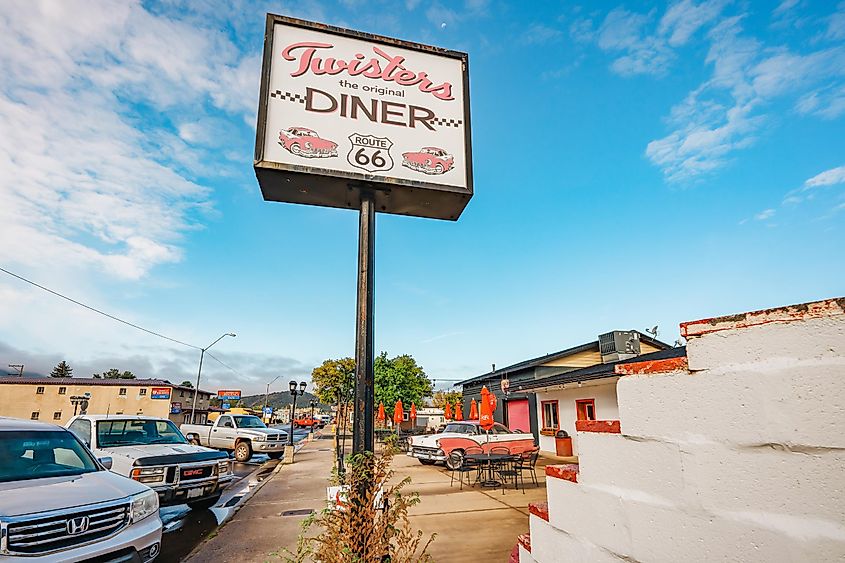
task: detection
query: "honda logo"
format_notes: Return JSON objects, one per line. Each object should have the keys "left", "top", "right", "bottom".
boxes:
{"left": 66, "top": 516, "right": 90, "bottom": 536}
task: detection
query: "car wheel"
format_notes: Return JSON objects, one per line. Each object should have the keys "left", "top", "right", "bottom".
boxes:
{"left": 445, "top": 450, "right": 464, "bottom": 471}
{"left": 435, "top": 164, "right": 444, "bottom": 174}
{"left": 291, "top": 143, "right": 302, "bottom": 155}
{"left": 234, "top": 441, "right": 253, "bottom": 462}
{"left": 188, "top": 435, "right": 201, "bottom": 446}
{"left": 268, "top": 452, "right": 283, "bottom": 460}
{"left": 419, "top": 459, "right": 436, "bottom": 465}
{"left": 187, "top": 493, "right": 221, "bottom": 511}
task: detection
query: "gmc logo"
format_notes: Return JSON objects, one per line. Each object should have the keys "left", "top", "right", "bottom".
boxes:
{"left": 183, "top": 468, "right": 204, "bottom": 477}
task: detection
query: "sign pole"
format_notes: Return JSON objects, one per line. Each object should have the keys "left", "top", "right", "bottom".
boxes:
{"left": 352, "top": 191, "right": 375, "bottom": 456}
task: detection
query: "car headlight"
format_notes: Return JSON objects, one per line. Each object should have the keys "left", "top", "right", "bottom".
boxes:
{"left": 252, "top": 434, "right": 265, "bottom": 441}
{"left": 130, "top": 467, "right": 166, "bottom": 484}
{"left": 130, "top": 490, "right": 159, "bottom": 523}
{"left": 218, "top": 460, "right": 231, "bottom": 475}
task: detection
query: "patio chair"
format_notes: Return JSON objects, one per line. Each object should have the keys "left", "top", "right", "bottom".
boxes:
{"left": 463, "top": 446, "right": 484, "bottom": 484}
{"left": 492, "top": 450, "right": 523, "bottom": 494}
{"left": 514, "top": 449, "right": 540, "bottom": 487}
{"left": 448, "top": 451, "right": 477, "bottom": 490}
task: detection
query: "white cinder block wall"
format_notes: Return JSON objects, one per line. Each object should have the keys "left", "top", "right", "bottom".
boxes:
{"left": 526, "top": 299, "right": 845, "bottom": 563}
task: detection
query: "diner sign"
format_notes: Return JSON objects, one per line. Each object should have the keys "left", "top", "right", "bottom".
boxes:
{"left": 254, "top": 15, "right": 473, "bottom": 221}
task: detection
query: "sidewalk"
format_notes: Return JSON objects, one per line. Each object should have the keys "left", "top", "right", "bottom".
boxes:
{"left": 184, "top": 436, "right": 335, "bottom": 563}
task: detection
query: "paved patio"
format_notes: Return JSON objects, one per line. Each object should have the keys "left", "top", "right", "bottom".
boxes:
{"left": 394, "top": 451, "right": 554, "bottom": 562}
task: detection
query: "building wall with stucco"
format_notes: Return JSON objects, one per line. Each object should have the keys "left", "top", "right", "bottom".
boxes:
{"left": 519, "top": 297, "right": 845, "bottom": 563}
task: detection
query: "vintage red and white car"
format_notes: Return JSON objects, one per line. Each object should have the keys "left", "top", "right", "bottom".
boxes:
{"left": 401, "top": 147, "right": 454, "bottom": 175}
{"left": 406, "top": 421, "right": 535, "bottom": 470}
{"left": 279, "top": 127, "right": 338, "bottom": 158}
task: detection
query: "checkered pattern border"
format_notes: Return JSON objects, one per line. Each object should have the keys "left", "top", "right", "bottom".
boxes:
{"left": 269, "top": 90, "right": 306, "bottom": 104}
{"left": 431, "top": 117, "right": 463, "bottom": 128}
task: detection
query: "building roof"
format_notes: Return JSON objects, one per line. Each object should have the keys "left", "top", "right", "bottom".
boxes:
{"left": 0, "top": 377, "right": 213, "bottom": 395}
{"left": 457, "top": 331, "right": 671, "bottom": 386}
{"left": 514, "top": 346, "right": 687, "bottom": 392}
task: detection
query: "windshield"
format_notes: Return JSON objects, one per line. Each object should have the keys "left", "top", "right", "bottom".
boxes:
{"left": 443, "top": 423, "right": 476, "bottom": 434}
{"left": 97, "top": 419, "right": 188, "bottom": 447}
{"left": 233, "top": 416, "right": 267, "bottom": 429}
{"left": 0, "top": 430, "right": 100, "bottom": 483}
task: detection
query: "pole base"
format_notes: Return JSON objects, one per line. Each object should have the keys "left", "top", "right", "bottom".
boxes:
{"left": 281, "top": 445, "right": 295, "bottom": 464}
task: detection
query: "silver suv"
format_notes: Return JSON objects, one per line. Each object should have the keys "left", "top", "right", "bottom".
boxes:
{"left": 0, "top": 417, "right": 162, "bottom": 562}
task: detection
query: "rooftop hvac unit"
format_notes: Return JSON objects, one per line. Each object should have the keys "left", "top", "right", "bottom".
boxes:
{"left": 599, "top": 331, "right": 641, "bottom": 363}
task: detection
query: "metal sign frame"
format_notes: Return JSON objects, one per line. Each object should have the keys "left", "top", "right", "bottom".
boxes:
{"left": 254, "top": 14, "right": 473, "bottom": 221}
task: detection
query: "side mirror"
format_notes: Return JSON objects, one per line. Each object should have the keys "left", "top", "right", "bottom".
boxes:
{"left": 98, "top": 456, "right": 113, "bottom": 470}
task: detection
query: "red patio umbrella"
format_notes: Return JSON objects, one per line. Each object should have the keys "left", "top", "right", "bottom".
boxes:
{"left": 393, "top": 399, "right": 404, "bottom": 427}
{"left": 377, "top": 402, "right": 386, "bottom": 426}
{"left": 454, "top": 402, "right": 463, "bottom": 421}
{"left": 469, "top": 398, "right": 478, "bottom": 420}
{"left": 479, "top": 385, "right": 494, "bottom": 432}
{"left": 410, "top": 403, "right": 417, "bottom": 424}
{"left": 489, "top": 393, "right": 497, "bottom": 413}
{"left": 444, "top": 402, "right": 453, "bottom": 420}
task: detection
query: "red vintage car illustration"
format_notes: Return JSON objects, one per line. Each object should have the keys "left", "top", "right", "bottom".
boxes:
{"left": 401, "top": 147, "right": 454, "bottom": 175}
{"left": 279, "top": 127, "right": 338, "bottom": 158}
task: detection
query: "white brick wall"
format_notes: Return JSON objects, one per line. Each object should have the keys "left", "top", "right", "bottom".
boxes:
{"left": 531, "top": 299, "right": 845, "bottom": 562}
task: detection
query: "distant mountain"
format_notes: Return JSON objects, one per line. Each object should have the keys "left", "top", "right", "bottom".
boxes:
{"left": 0, "top": 368, "right": 48, "bottom": 377}
{"left": 239, "top": 390, "right": 330, "bottom": 412}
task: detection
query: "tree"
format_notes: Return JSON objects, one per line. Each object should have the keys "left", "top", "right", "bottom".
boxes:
{"left": 50, "top": 361, "right": 73, "bottom": 378}
{"left": 180, "top": 380, "right": 193, "bottom": 388}
{"left": 311, "top": 357, "right": 356, "bottom": 405}
{"left": 374, "top": 353, "right": 432, "bottom": 409}
{"left": 93, "top": 368, "right": 136, "bottom": 379}
{"left": 432, "top": 389, "right": 462, "bottom": 410}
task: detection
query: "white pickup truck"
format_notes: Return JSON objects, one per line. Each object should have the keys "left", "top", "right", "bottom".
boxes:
{"left": 180, "top": 414, "right": 286, "bottom": 462}
{"left": 67, "top": 415, "right": 233, "bottom": 511}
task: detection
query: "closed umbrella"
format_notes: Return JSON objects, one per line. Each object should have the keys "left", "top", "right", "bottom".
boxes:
{"left": 489, "top": 393, "right": 497, "bottom": 413}
{"left": 377, "top": 402, "right": 386, "bottom": 427}
{"left": 454, "top": 402, "right": 463, "bottom": 421}
{"left": 393, "top": 399, "right": 404, "bottom": 430}
{"left": 444, "top": 402, "right": 453, "bottom": 420}
{"left": 469, "top": 399, "right": 478, "bottom": 420}
{"left": 410, "top": 403, "right": 417, "bottom": 427}
{"left": 479, "top": 386, "right": 494, "bottom": 433}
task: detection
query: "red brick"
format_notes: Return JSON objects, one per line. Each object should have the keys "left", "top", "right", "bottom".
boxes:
{"left": 545, "top": 464, "right": 578, "bottom": 482}
{"left": 614, "top": 356, "right": 688, "bottom": 376}
{"left": 518, "top": 532, "right": 532, "bottom": 552}
{"left": 528, "top": 502, "right": 549, "bottom": 521}
{"left": 575, "top": 419, "right": 621, "bottom": 433}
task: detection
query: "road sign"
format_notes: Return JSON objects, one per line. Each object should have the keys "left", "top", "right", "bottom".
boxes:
{"left": 222, "top": 402, "right": 230, "bottom": 410}
{"left": 254, "top": 14, "right": 473, "bottom": 221}
{"left": 263, "top": 407, "right": 273, "bottom": 415}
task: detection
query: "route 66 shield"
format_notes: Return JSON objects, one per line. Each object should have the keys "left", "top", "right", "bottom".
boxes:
{"left": 347, "top": 133, "right": 394, "bottom": 173}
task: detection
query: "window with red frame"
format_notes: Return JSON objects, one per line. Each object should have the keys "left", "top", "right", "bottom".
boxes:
{"left": 576, "top": 399, "right": 596, "bottom": 421}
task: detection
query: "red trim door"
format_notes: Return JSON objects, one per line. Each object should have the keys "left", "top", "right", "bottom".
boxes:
{"left": 506, "top": 399, "right": 530, "bottom": 432}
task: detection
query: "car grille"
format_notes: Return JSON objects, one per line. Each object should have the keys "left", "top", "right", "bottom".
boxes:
{"left": 5, "top": 501, "right": 130, "bottom": 554}
{"left": 412, "top": 446, "right": 441, "bottom": 455}
{"left": 180, "top": 465, "right": 213, "bottom": 481}
{"left": 265, "top": 434, "right": 281, "bottom": 441}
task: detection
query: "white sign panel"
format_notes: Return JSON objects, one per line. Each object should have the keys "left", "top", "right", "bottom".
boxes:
{"left": 258, "top": 17, "right": 470, "bottom": 195}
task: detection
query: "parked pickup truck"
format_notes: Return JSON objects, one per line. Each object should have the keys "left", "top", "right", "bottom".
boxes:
{"left": 293, "top": 416, "right": 323, "bottom": 429}
{"left": 0, "top": 416, "right": 162, "bottom": 562}
{"left": 180, "top": 414, "right": 286, "bottom": 462}
{"left": 67, "top": 415, "right": 233, "bottom": 511}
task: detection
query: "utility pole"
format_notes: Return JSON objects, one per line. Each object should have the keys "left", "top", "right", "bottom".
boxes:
{"left": 190, "top": 333, "right": 236, "bottom": 424}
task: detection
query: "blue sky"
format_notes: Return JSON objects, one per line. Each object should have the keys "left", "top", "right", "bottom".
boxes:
{"left": 1, "top": 0, "right": 843, "bottom": 395}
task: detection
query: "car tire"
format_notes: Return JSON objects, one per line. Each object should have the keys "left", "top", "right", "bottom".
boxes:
{"left": 445, "top": 450, "right": 464, "bottom": 471}
{"left": 187, "top": 493, "right": 221, "bottom": 511}
{"left": 188, "top": 435, "right": 201, "bottom": 446}
{"left": 419, "top": 459, "right": 436, "bottom": 465}
{"left": 268, "top": 452, "right": 283, "bottom": 460}
{"left": 234, "top": 441, "right": 253, "bottom": 462}
{"left": 435, "top": 164, "right": 444, "bottom": 174}
{"left": 291, "top": 143, "right": 302, "bottom": 155}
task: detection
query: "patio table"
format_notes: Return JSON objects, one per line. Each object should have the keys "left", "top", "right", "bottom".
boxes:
{"left": 465, "top": 452, "right": 514, "bottom": 488}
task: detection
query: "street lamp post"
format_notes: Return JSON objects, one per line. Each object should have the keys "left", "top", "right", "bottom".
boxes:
{"left": 191, "top": 333, "right": 236, "bottom": 424}
{"left": 263, "top": 375, "right": 281, "bottom": 423}
{"left": 309, "top": 399, "right": 317, "bottom": 435}
{"left": 283, "top": 380, "right": 307, "bottom": 464}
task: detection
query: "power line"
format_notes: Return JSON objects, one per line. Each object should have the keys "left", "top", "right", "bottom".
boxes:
{"left": 205, "top": 351, "right": 240, "bottom": 376}
{"left": 0, "top": 265, "right": 201, "bottom": 350}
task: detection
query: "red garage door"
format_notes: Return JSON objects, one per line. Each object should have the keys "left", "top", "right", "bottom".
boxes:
{"left": 506, "top": 399, "right": 530, "bottom": 432}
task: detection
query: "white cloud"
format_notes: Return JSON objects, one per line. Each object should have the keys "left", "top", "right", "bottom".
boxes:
{"left": 659, "top": 0, "right": 727, "bottom": 47}
{"left": 0, "top": 0, "right": 259, "bottom": 280}
{"left": 646, "top": 12, "right": 845, "bottom": 181}
{"left": 804, "top": 165, "right": 845, "bottom": 189}
{"left": 755, "top": 208, "right": 776, "bottom": 220}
